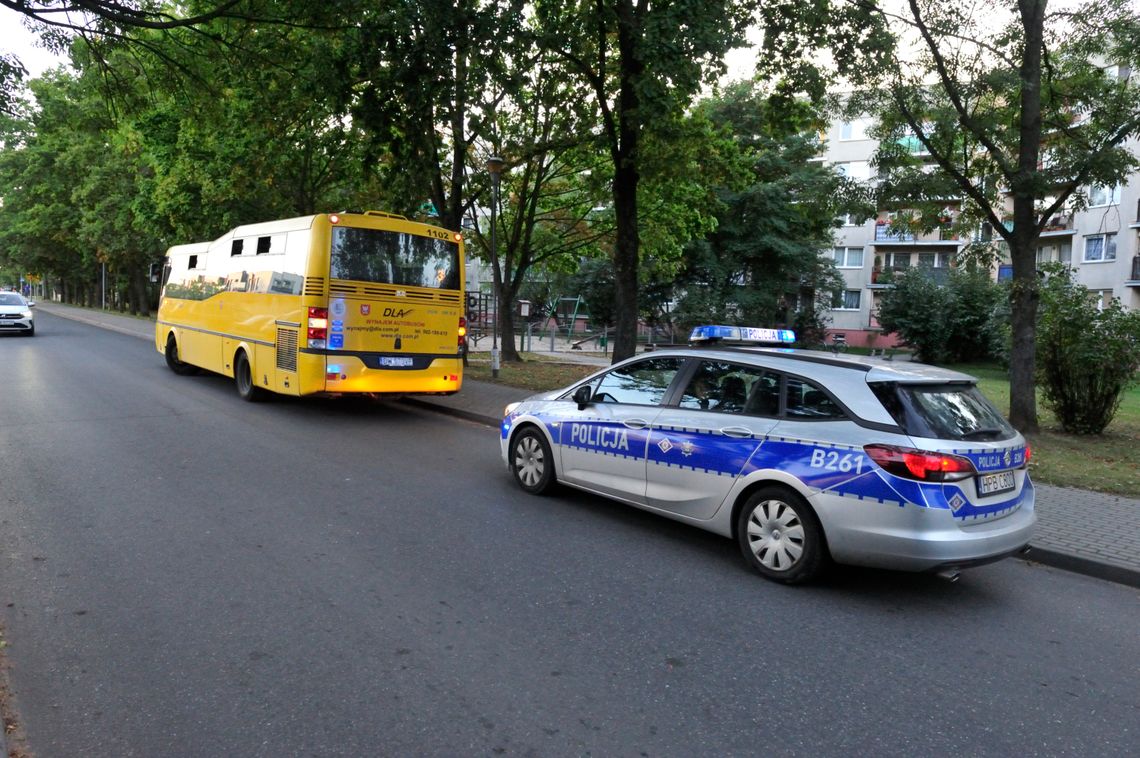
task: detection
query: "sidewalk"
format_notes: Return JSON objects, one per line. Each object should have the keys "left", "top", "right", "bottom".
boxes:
{"left": 35, "top": 301, "right": 1140, "bottom": 588}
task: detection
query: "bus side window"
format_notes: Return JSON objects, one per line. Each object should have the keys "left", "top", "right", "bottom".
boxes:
{"left": 256, "top": 236, "right": 271, "bottom": 254}
{"left": 231, "top": 239, "right": 244, "bottom": 256}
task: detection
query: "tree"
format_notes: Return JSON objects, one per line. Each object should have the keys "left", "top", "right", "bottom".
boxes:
{"left": 820, "top": 0, "right": 1140, "bottom": 432}
{"left": 1036, "top": 265, "right": 1140, "bottom": 434}
{"left": 875, "top": 266, "right": 1006, "bottom": 364}
{"left": 0, "top": 0, "right": 257, "bottom": 113}
{"left": 672, "top": 84, "right": 846, "bottom": 343}
{"left": 534, "top": 0, "right": 758, "bottom": 363}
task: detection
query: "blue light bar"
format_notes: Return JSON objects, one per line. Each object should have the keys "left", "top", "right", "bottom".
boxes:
{"left": 688, "top": 325, "right": 796, "bottom": 344}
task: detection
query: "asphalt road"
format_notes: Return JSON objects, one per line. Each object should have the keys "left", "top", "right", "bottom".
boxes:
{"left": 1, "top": 312, "right": 1138, "bottom": 756}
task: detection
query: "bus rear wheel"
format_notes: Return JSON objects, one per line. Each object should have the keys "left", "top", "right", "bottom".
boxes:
{"left": 234, "top": 350, "right": 268, "bottom": 402}
{"left": 165, "top": 334, "right": 197, "bottom": 375}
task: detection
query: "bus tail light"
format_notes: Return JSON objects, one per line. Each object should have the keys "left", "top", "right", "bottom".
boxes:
{"left": 458, "top": 316, "right": 467, "bottom": 350}
{"left": 308, "top": 306, "right": 329, "bottom": 348}
{"left": 864, "top": 444, "right": 976, "bottom": 482}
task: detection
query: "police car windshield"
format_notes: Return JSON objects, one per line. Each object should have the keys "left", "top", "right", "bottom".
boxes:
{"left": 870, "top": 382, "right": 1016, "bottom": 441}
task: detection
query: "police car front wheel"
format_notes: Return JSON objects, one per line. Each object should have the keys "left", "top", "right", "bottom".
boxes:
{"left": 737, "top": 487, "right": 826, "bottom": 584}
{"left": 511, "top": 427, "right": 556, "bottom": 495}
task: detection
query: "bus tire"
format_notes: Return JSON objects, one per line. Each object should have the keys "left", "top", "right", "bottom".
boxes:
{"left": 234, "top": 350, "right": 268, "bottom": 402}
{"left": 165, "top": 334, "right": 197, "bottom": 375}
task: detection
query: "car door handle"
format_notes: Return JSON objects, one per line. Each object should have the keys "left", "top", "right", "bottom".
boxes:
{"left": 623, "top": 418, "right": 651, "bottom": 430}
{"left": 721, "top": 426, "right": 754, "bottom": 439}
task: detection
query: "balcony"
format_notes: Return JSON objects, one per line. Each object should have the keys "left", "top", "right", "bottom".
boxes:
{"left": 869, "top": 265, "right": 950, "bottom": 287}
{"left": 873, "top": 225, "right": 960, "bottom": 244}
{"left": 1041, "top": 215, "right": 1075, "bottom": 236}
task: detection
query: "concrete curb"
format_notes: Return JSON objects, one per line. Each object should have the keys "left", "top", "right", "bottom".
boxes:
{"left": 1023, "top": 546, "right": 1140, "bottom": 589}
{"left": 400, "top": 397, "right": 500, "bottom": 428}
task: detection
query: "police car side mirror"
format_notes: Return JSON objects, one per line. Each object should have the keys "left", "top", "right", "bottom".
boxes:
{"left": 573, "top": 385, "right": 594, "bottom": 409}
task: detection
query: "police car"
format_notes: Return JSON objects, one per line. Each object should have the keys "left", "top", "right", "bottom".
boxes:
{"left": 500, "top": 326, "right": 1035, "bottom": 584}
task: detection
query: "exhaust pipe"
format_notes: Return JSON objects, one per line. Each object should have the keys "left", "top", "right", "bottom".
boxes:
{"left": 936, "top": 569, "right": 961, "bottom": 583}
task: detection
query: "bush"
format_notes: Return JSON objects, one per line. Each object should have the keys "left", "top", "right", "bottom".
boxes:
{"left": 875, "top": 266, "right": 1005, "bottom": 363}
{"left": 1036, "top": 267, "right": 1140, "bottom": 434}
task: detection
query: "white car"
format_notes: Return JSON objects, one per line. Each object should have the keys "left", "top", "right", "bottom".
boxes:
{"left": 501, "top": 326, "right": 1035, "bottom": 584}
{"left": 0, "top": 292, "right": 35, "bottom": 336}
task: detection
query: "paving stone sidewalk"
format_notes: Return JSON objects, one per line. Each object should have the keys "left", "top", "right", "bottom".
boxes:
{"left": 34, "top": 301, "right": 1140, "bottom": 588}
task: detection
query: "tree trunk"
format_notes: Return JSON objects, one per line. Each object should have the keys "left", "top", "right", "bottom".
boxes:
{"left": 1007, "top": 237, "right": 1039, "bottom": 433}
{"left": 610, "top": 2, "right": 643, "bottom": 364}
{"left": 131, "top": 268, "right": 150, "bottom": 317}
{"left": 1006, "top": 0, "right": 1047, "bottom": 434}
{"left": 500, "top": 285, "right": 521, "bottom": 361}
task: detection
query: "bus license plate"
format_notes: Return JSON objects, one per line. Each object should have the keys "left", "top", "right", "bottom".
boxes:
{"left": 977, "top": 470, "right": 1015, "bottom": 496}
{"left": 380, "top": 357, "right": 414, "bottom": 367}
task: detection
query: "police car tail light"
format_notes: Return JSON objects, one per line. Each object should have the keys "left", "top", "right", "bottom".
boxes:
{"left": 864, "top": 444, "right": 975, "bottom": 482}
{"left": 308, "top": 306, "right": 329, "bottom": 348}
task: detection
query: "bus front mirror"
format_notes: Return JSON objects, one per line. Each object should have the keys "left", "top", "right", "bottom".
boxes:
{"left": 573, "top": 385, "right": 593, "bottom": 410}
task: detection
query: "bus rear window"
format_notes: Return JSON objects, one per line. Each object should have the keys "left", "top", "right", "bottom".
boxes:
{"left": 870, "top": 382, "right": 1016, "bottom": 441}
{"left": 330, "top": 227, "right": 460, "bottom": 289}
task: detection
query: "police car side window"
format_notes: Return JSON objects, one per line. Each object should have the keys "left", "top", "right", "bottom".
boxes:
{"left": 785, "top": 377, "right": 845, "bottom": 419}
{"left": 593, "top": 357, "right": 684, "bottom": 406}
{"left": 679, "top": 361, "right": 766, "bottom": 414}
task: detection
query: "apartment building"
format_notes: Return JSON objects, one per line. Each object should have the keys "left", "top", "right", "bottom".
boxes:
{"left": 819, "top": 116, "right": 1140, "bottom": 348}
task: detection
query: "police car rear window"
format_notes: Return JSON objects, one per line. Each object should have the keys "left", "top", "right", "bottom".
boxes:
{"left": 870, "top": 382, "right": 1016, "bottom": 441}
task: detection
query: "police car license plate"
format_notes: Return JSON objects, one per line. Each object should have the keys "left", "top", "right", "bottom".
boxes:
{"left": 977, "top": 470, "right": 1015, "bottom": 496}
{"left": 380, "top": 356, "right": 414, "bottom": 367}
{"left": 0, "top": 320, "right": 12, "bottom": 326}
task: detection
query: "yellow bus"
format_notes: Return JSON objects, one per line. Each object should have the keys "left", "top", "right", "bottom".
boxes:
{"left": 156, "top": 211, "right": 466, "bottom": 401}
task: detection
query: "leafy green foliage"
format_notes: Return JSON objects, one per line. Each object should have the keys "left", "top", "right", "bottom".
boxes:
{"left": 672, "top": 84, "right": 845, "bottom": 344}
{"left": 1036, "top": 266, "right": 1140, "bottom": 434}
{"left": 876, "top": 266, "right": 1006, "bottom": 364}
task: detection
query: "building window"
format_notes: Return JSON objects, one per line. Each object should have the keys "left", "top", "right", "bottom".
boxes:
{"left": 885, "top": 252, "right": 911, "bottom": 269}
{"left": 1093, "top": 289, "right": 1115, "bottom": 311}
{"left": 1083, "top": 233, "right": 1117, "bottom": 263}
{"left": 1036, "top": 245, "right": 1051, "bottom": 266}
{"left": 1088, "top": 185, "right": 1121, "bottom": 207}
{"left": 918, "top": 252, "right": 949, "bottom": 268}
{"left": 838, "top": 118, "right": 870, "bottom": 141}
{"left": 1059, "top": 242, "right": 1072, "bottom": 264}
{"left": 833, "top": 247, "right": 864, "bottom": 268}
{"left": 831, "top": 290, "right": 861, "bottom": 310}
{"left": 835, "top": 161, "right": 872, "bottom": 180}
{"left": 838, "top": 213, "right": 860, "bottom": 226}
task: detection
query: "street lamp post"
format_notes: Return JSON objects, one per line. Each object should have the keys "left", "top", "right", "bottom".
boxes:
{"left": 486, "top": 155, "right": 505, "bottom": 378}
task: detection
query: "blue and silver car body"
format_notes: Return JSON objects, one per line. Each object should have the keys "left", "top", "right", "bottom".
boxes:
{"left": 500, "top": 339, "right": 1035, "bottom": 583}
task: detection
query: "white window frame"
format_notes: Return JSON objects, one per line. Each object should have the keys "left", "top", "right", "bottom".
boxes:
{"left": 917, "top": 251, "right": 949, "bottom": 269}
{"left": 1088, "top": 185, "right": 1121, "bottom": 207}
{"left": 833, "top": 246, "right": 864, "bottom": 269}
{"left": 838, "top": 118, "right": 870, "bottom": 141}
{"left": 1083, "top": 233, "right": 1117, "bottom": 263}
{"left": 831, "top": 289, "right": 861, "bottom": 311}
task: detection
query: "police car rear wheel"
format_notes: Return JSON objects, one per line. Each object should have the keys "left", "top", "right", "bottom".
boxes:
{"left": 511, "top": 427, "right": 555, "bottom": 495}
{"left": 737, "top": 487, "right": 825, "bottom": 584}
